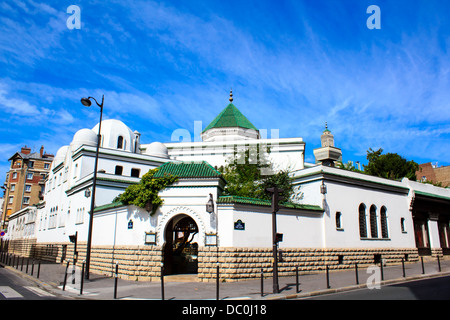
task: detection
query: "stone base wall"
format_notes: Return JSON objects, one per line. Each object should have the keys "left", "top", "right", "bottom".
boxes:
{"left": 197, "top": 247, "right": 420, "bottom": 282}
{"left": 1, "top": 239, "right": 425, "bottom": 282}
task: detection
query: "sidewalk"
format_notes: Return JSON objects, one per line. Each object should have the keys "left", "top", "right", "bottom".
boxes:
{"left": 2, "top": 256, "right": 450, "bottom": 300}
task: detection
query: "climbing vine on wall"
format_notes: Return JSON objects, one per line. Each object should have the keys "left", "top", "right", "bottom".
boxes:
{"left": 114, "top": 168, "right": 178, "bottom": 216}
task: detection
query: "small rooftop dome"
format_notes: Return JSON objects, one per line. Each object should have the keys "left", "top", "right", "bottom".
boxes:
{"left": 145, "top": 142, "right": 169, "bottom": 159}
{"left": 71, "top": 128, "right": 97, "bottom": 150}
{"left": 52, "top": 145, "right": 69, "bottom": 169}
{"left": 92, "top": 119, "right": 137, "bottom": 152}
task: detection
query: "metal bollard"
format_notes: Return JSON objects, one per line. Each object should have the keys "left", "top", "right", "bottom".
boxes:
{"left": 326, "top": 265, "right": 330, "bottom": 289}
{"left": 260, "top": 268, "right": 264, "bottom": 297}
{"left": 63, "top": 260, "right": 70, "bottom": 291}
{"left": 160, "top": 262, "right": 165, "bottom": 300}
{"left": 31, "top": 260, "right": 35, "bottom": 276}
{"left": 80, "top": 260, "right": 85, "bottom": 295}
{"left": 114, "top": 262, "right": 119, "bottom": 299}
{"left": 37, "top": 261, "right": 41, "bottom": 279}
{"left": 21, "top": 257, "right": 24, "bottom": 271}
{"left": 216, "top": 263, "right": 220, "bottom": 301}
{"left": 401, "top": 258, "right": 406, "bottom": 277}
{"left": 380, "top": 259, "right": 384, "bottom": 281}
{"left": 295, "top": 266, "right": 299, "bottom": 293}
{"left": 437, "top": 255, "right": 441, "bottom": 272}
{"left": 355, "top": 263, "right": 359, "bottom": 285}
{"left": 421, "top": 256, "right": 425, "bottom": 274}
{"left": 26, "top": 258, "right": 29, "bottom": 273}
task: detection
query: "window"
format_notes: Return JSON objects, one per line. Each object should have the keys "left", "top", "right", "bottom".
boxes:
{"left": 131, "top": 168, "right": 140, "bottom": 178}
{"left": 73, "top": 163, "right": 78, "bottom": 178}
{"left": 25, "top": 185, "right": 31, "bottom": 192}
{"left": 117, "top": 136, "right": 124, "bottom": 149}
{"left": 10, "top": 184, "right": 15, "bottom": 192}
{"left": 26, "top": 173, "right": 33, "bottom": 180}
{"left": 359, "top": 203, "right": 367, "bottom": 238}
{"left": 335, "top": 212, "right": 343, "bottom": 230}
{"left": 115, "top": 165, "right": 123, "bottom": 175}
{"left": 29, "top": 161, "right": 34, "bottom": 168}
{"left": 8, "top": 196, "right": 13, "bottom": 204}
{"left": 23, "top": 197, "right": 30, "bottom": 204}
{"left": 76, "top": 208, "right": 85, "bottom": 224}
{"left": 380, "top": 206, "right": 389, "bottom": 238}
{"left": 400, "top": 218, "right": 406, "bottom": 233}
{"left": 370, "top": 205, "right": 378, "bottom": 238}
{"left": 44, "top": 163, "right": 50, "bottom": 169}
{"left": 12, "top": 172, "right": 17, "bottom": 179}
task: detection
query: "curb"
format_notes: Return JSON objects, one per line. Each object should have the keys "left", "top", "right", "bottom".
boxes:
{"left": 264, "top": 271, "right": 450, "bottom": 300}
{"left": 2, "top": 260, "right": 450, "bottom": 300}
{"left": 0, "top": 262, "right": 80, "bottom": 299}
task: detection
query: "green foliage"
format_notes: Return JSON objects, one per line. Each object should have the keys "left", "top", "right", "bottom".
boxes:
{"left": 219, "top": 147, "right": 294, "bottom": 201}
{"left": 363, "top": 148, "right": 419, "bottom": 181}
{"left": 114, "top": 168, "right": 178, "bottom": 215}
{"left": 337, "top": 161, "right": 364, "bottom": 173}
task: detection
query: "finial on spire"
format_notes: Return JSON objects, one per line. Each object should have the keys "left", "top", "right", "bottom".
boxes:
{"left": 325, "top": 122, "right": 328, "bottom": 130}
{"left": 229, "top": 89, "right": 233, "bottom": 103}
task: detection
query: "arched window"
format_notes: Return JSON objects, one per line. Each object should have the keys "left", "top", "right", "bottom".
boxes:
{"left": 117, "top": 136, "right": 124, "bottom": 149}
{"left": 370, "top": 205, "right": 378, "bottom": 238}
{"left": 359, "top": 203, "right": 367, "bottom": 238}
{"left": 380, "top": 206, "right": 389, "bottom": 238}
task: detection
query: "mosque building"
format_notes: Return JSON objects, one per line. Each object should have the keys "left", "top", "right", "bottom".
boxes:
{"left": 3, "top": 91, "right": 450, "bottom": 282}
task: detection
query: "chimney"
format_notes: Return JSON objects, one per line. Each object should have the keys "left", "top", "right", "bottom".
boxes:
{"left": 21, "top": 146, "right": 31, "bottom": 155}
{"left": 40, "top": 145, "right": 44, "bottom": 158}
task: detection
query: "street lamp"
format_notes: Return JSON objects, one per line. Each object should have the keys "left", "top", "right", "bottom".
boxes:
{"left": 81, "top": 95, "right": 104, "bottom": 280}
{"left": 266, "top": 186, "right": 284, "bottom": 294}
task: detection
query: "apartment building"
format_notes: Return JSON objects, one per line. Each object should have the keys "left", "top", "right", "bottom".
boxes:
{"left": 1, "top": 146, "right": 53, "bottom": 229}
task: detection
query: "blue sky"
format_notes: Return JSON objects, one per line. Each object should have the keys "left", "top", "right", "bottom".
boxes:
{"left": 0, "top": 0, "right": 449, "bottom": 182}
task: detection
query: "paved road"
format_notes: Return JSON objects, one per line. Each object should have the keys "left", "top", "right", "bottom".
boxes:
{"left": 0, "top": 266, "right": 67, "bottom": 300}
{"left": 304, "top": 275, "right": 450, "bottom": 300}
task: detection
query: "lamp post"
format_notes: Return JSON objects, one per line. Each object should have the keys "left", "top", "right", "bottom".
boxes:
{"left": 81, "top": 95, "right": 104, "bottom": 280}
{"left": 266, "top": 186, "right": 284, "bottom": 294}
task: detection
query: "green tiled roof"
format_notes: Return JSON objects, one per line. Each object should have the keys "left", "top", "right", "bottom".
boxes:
{"left": 94, "top": 201, "right": 125, "bottom": 213}
{"left": 202, "top": 103, "right": 258, "bottom": 133}
{"left": 217, "top": 195, "right": 323, "bottom": 212}
{"left": 153, "top": 161, "right": 222, "bottom": 178}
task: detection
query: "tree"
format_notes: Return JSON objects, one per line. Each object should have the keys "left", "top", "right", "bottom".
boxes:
{"left": 114, "top": 168, "right": 178, "bottom": 215}
{"left": 219, "top": 147, "right": 295, "bottom": 201}
{"left": 363, "top": 148, "right": 418, "bottom": 181}
{"left": 337, "top": 161, "right": 364, "bottom": 173}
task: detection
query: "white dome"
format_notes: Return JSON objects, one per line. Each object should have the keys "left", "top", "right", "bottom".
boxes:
{"left": 52, "top": 145, "right": 69, "bottom": 169}
{"left": 145, "top": 142, "right": 169, "bottom": 158}
{"left": 71, "top": 128, "right": 97, "bottom": 150}
{"left": 92, "top": 119, "right": 136, "bottom": 152}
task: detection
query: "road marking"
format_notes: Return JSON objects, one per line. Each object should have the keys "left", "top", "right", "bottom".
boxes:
{"left": 57, "top": 285, "right": 97, "bottom": 296}
{"left": 24, "top": 286, "right": 55, "bottom": 297}
{"left": 0, "top": 286, "right": 24, "bottom": 299}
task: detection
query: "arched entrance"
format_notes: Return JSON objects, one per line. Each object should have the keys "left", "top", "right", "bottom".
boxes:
{"left": 163, "top": 214, "right": 199, "bottom": 275}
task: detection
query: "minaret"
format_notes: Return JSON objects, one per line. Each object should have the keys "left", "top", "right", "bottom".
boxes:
{"left": 321, "top": 122, "right": 334, "bottom": 147}
{"left": 313, "top": 122, "right": 342, "bottom": 167}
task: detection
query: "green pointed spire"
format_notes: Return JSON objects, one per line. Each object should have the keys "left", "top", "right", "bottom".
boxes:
{"left": 202, "top": 90, "right": 258, "bottom": 133}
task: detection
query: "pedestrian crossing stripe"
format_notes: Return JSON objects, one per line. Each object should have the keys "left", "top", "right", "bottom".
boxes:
{"left": 0, "top": 286, "right": 23, "bottom": 298}
{"left": 24, "top": 286, "right": 55, "bottom": 297}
